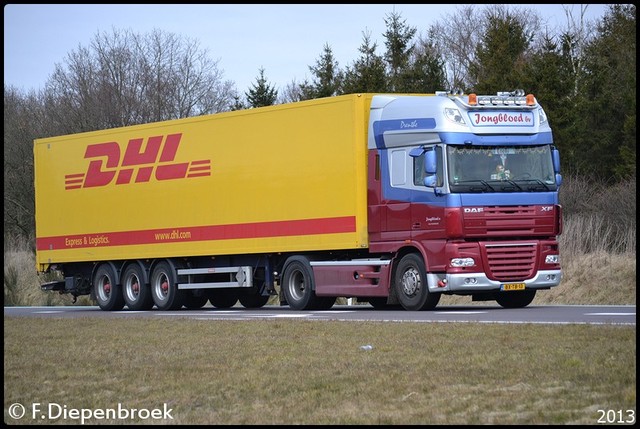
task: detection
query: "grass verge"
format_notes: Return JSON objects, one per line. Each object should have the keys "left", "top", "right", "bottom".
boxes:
{"left": 4, "top": 317, "right": 636, "bottom": 425}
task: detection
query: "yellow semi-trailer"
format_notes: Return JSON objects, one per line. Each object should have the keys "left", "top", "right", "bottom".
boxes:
{"left": 36, "top": 94, "right": 371, "bottom": 310}
{"left": 36, "top": 91, "right": 563, "bottom": 311}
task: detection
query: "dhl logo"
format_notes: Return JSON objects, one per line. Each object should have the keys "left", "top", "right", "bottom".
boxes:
{"left": 64, "top": 133, "right": 210, "bottom": 190}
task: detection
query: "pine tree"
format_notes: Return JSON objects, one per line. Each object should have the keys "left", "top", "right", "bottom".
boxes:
{"left": 470, "top": 11, "right": 532, "bottom": 94}
{"left": 308, "top": 43, "right": 342, "bottom": 98}
{"left": 395, "top": 33, "right": 447, "bottom": 93}
{"left": 245, "top": 67, "right": 278, "bottom": 108}
{"left": 578, "top": 4, "right": 636, "bottom": 179}
{"left": 383, "top": 11, "right": 416, "bottom": 92}
{"left": 229, "top": 94, "right": 246, "bottom": 111}
{"left": 341, "top": 30, "right": 387, "bottom": 94}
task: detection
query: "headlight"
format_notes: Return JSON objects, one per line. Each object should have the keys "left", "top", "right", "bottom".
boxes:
{"left": 451, "top": 258, "right": 475, "bottom": 267}
{"left": 545, "top": 255, "right": 559, "bottom": 264}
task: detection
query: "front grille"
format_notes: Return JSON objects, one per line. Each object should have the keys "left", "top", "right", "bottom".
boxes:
{"left": 484, "top": 243, "right": 536, "bottom": 281}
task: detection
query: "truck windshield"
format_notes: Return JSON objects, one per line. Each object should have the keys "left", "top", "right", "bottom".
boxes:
{"left": 447, "top": 145, "right": 557, "bottom": 193}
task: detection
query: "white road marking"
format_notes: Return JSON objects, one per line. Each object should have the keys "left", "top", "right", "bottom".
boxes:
{"left": 585, "top": 312, "right": 635, "bottom": 316}
{"left": 436, "top": 311, "right": 488, "bottom": 315}
{"left": 245, "top": 314, "right": 310, "bottom": 318}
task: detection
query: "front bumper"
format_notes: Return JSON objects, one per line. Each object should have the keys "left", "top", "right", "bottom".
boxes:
{"left": 427, "top": 269, "right": 562, "bottom": 293}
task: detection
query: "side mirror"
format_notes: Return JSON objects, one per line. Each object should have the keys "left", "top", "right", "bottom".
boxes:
{"left": 555, "top": 173, "right": 563, "bottom": 187}
{"left": 424, "top": 149, "right": 437, "bottom": 175}
{"left": 552, "top": 147, "right": 561, "bottom": 174}
{"left": 424, "top": 175, "right": 438, "bottom": 188}
{"left": 409, "top": 147, "right": 424, "bottom": 157}
{"left": 551, "top": 147, "right": 562, "bottom": 186}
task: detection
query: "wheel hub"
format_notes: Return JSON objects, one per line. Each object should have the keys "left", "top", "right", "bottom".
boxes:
{"left": 401, "top": 269, "right": 420, "bottom": 296}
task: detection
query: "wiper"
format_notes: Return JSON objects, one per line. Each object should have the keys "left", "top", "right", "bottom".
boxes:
{"left": 517, "top": 179, "right": 551, "bottom": 191}
{"left": 505, "top": 180, "right": 523, "bottom": 191}
{"left": 454, "top": 180, "right": 495, "bottom": 192}
{"left": 485, "top": 179, "right": 522, "bottom": 192}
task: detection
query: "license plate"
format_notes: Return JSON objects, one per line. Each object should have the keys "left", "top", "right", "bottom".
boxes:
{"left": 501, "top": 283, "right": 526, "bottom": 291}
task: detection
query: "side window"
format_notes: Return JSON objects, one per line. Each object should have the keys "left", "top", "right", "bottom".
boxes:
{"left": 390, "top": 149, "right": 406, "bottom": 186}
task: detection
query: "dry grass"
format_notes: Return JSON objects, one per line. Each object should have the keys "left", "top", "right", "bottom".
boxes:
{"left": 3, "top": 317, "right": 636, "bottom": 425}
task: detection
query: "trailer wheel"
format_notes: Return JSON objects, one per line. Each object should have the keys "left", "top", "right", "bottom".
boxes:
{"left": 208, "top": 290, "right": 238, "bottom": 308}
{"left": 496, "top": 290, "right": 536, "bottom": 308}
{"left": 93, "top": 263, "right": 125, "bottom": 311}
{"left": 281, "top": 256, "right": 322, "bottom": 310}
{"left": 150, "top": 260, "right": 184, "bottom": 310}
{"left": 122, "top": 263, "right": 154, "bottom": 310}
{"left": 394, "top": 253, "right": 440, "bottom": 311}
{"left": 183, "top": 291, "right": 209, "bottom": 309}
{"left": 239, "top": 290, "right": 270, "bottom": 308}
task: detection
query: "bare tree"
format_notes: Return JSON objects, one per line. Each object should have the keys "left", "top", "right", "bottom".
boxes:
{"left": 44, "top": 28, "right": 235, "bottom": 135}
{"left": 277, "top": 79, "right": 309, "bottom": 104}
{"left": 428, "top": 5, "right": 481, "bottom": 91}
{"left": 4, "top": 85, "right": 46, "bottom": 243}
{"left": 560, "top": 4, "right": 599, "bottom": 97}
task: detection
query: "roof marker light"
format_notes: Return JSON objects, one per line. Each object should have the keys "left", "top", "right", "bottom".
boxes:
{"left": 526, "top": 94, "right": 535, "bottom": 106}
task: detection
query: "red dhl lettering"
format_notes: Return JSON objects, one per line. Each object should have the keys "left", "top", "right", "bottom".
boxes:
{"left": 64, "top": 133, "right": 211, "bottom": 190}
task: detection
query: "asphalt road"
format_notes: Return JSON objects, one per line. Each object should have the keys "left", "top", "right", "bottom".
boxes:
{"left": 4, "top": 304, "right": 636, "bottom": 326}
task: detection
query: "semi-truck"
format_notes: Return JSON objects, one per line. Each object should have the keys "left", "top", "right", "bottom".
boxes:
{"left": 35, "top": 90, "right": 563, "bottom": 311}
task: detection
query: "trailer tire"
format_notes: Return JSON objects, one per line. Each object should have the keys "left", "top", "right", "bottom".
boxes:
{"left": 93, "top": 263, "right": 125, "bottom": 311}
{"left": 183, "top": 291, "right": 209, "bottom": 309}
{"left": 496, "top": 289, "right": 536, "bottom": 308}
{"left": 150, "top": 260, "right": 184, "bottom": 310}
{"left": 208, "top": 290, "right": 238, "bottom": 308}
{"left": 281, "top": 256, "right": 322, "bottom": 310}
{"left": 394, "top": 253, "right": 440, "bottom": 311}
{"left": 122, "top": 263, "right": 154, "bottom": 310}
{"left": 239, "top": 290, "right": 270, "bottom": 308}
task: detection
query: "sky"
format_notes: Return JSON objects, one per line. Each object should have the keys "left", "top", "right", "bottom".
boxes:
{"left": 4, "top": 4, "right": 611, "bottom": 95}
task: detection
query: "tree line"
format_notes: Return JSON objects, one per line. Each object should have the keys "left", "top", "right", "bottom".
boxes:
{"left": 3, "top": 4, "right": 636, "bottom": 244}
